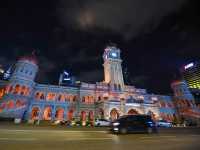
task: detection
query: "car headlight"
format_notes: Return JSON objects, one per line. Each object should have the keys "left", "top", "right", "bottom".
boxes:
{"left": 113, "top": 122, "right": 120, "bottom": 126}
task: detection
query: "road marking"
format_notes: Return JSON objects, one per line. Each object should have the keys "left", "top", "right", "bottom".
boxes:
{"left": 0, "top": 138, "right": 37, "bottom": 141}
{"left": 190, "top": 134, "right": 200, "bottom": 137}
{"left": 140, "top": 136, "right": 154, "bottom": 139}
{"left": 139, "top": 135, "right": 177, "bottom": 140}
{"left": 159, "top": 135, "right": 177, "bottom": 138}
{"left": 64, "top": 137, "right": 113, "bottom": 141}
{"left": 0, "top": 129, "right": 107, "bottom": 133}
{"left": 0, "top": 138, "right": 9, "bottom": 140}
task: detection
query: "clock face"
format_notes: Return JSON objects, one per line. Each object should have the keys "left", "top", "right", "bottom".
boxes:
{"left": 111, "top": 52, "right": 117, "bottom": 58}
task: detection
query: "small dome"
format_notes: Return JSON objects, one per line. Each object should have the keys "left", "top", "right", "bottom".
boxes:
{"left": 171, "top": 80, "right": 186, "bottom": 88}
{"left": 18, "top": 51, "right": 38, "bottom": 65}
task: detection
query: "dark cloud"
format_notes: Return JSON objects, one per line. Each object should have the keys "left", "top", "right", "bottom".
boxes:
{"left": 0, "top": 0, "right": 199, "bottom": 94}
{"left": 58, "top": 0, "right": 187, "bottom": 38}
{"left": 77, "top": 69, "right": 103, "bottom": 83}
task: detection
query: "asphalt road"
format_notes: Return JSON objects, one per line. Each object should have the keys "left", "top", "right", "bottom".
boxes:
{"left": 0, "top": 125, "right": 200, "bottom": 150}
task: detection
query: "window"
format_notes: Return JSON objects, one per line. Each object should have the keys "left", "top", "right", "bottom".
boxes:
{"left": 13, "top": 84, "right": 21, "bottom": 94}
{"left": 25, "top": 70, "right": 28, "bottom": 74}
{"left": 35, "top": 92, "right": 45, "bottom": 100}
{"left": 58, "top": 94, "right": 65, "bottom": 102}
{"left": 0, "top": 88, "right": 5, "bottom": 99}
{"left": 7, "top": 100, "right": 14, "bottom": 109}
{"left": 20, "top": 86, "right": 26, "bottom": 95}
{"left": 47, "top": 93, "right": 56, "bottom": 101}
{"left": 82, "top": 96, "right": 94, "bottom": 104}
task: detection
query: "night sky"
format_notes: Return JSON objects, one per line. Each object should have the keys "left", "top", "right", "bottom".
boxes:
{"left": 0, "top": 0, "right": 200, "bottom": 94}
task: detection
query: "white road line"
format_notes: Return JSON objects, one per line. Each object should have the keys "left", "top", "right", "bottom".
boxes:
{"left": 159, "top": 135, "right": 177, "bottom": 138}
{"left": 190, "top": 134, "right": 200, "bottom": 137}
{"left": 0, "top": 138, "right": 9, "bottom": 140}
{"left": 140, "top": 135, "right": 177, "bottom": 139}
{"left": 0, "top": 129, "right": 107, "bottom": 133}
{"left": 64, "top": 138, "right": 113, "bottom": 141}
{"left": 0, "top": 138, "right": 37, "bottom": 141}
{"left": 140, "top": 136, "right": 154, "bottom": 139}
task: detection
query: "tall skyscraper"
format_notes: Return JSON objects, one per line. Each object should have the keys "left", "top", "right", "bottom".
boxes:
{"left": 180, "top": 61, "right": 200, "bottom": 105}
{"left": 180, "top": 61, "right": 200, "bottom": 89}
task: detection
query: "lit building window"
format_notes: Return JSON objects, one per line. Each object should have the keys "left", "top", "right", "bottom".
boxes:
{"left": 35, "top": 92, "right": 45, "bottom": 100}
{"left": 7, "top": 100, "right": 14, "bottom": 109}
{"left": 20, "top": 86, "right": 26, "bottom": 95}
{"left": 13, "top": 84, "right": 21, "bottom": 95}
{"left": 82, "top": 96, "right": 94, "bottom": 104}
{"left": 46, "top": 93, "right": 56, "bottom": 101}
{"left": 58, "top": 94, "right": 65, "bottom": 102}
{"left": 25, "top": 87, "right": 30, "bottom": 96}
{"left": 16, "top": 100, "right": 25, "bottom": 108}
{"left": 8, "top": 86, "right": 13, "bottom": 93}
{"left": 0, "top": 88, "right": 5, "bottom": 99}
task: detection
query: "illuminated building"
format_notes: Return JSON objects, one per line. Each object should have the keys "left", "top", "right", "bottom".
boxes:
{"left": 0, "top": 45, "right": 199, "bottom": 124}
{"left": 180, "top": 61, "right": 200, "bottom": 107}
{"left": 181, "top": 62, "right": 200, "bottom": 89}
{"left": 171, "top": 80, "right": 200, "bottom": 122}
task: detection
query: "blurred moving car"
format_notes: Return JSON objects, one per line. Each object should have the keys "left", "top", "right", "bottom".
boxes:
{"left": 110, "top": 115, "right": 157, "bottom": 134}
{"left": 95, "top": 119, "right": 110, "bottom": 127}
{"left": 157, "top": 120, "right": 172, "bottom": 128}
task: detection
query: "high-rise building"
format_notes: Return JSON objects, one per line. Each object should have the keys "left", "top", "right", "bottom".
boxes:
{"left": 180, "top": 61, "right": 200, "bottom": 106}
{"left": 180, "top": 61, "right": 200, "bottom": 89}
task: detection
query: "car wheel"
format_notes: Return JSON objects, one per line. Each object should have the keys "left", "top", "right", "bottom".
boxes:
{"left": 97, "top": 123, "right": 100, "bottom": 126}
{"left": 147, "top": 127, "right": 153, "bottom": 134}
{"left": 120, "top": 128, "right": 127, "bottom": 134}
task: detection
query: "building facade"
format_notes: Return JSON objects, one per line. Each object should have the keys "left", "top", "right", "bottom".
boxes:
{"left": 0, "top": 46, "right": 199, "bottom": 124}
{"left": 180, "top": 62, "right": 200, "bottom": 106}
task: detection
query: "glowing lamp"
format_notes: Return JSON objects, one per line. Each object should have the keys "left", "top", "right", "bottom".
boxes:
{"left": 184, "top": 63, "right": 194, "bottom": 70}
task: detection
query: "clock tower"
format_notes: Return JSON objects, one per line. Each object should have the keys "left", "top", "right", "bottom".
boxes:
{"left": 103, "top": 45, "right": 124, "bottom": 89}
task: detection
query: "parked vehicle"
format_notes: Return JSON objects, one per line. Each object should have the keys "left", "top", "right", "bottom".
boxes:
{"left": 110, "top": 115, "right": 157, "bottom": 134}
{"left": 95, "top": 119, "right": 111, "bottom": 127}
{"left": 156, "top": 120, "right": 172, "bottom": 128}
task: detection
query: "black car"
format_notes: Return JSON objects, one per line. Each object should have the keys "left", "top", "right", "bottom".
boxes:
{"left": 110, "top": 115, "right": 157, "bottom": 134}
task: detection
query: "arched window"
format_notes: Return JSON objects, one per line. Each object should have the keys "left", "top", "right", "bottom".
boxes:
{"left": 58, "top": 94, "right": 65, "bottom": 102}
{"left": 69, "top": 95, "right": 75, "bottom": 102}
{"left": 20, "top": 86, "right": 26, "bottom": 95}
{"left": 68, "top": 110, "right": 74, "bottom": 121}
{"left": 40, "top": 93, "right": 45, "bottom": 100}
{"left": 128, "top": 109, "right": 139, "bottom": 115}
{"left": 35, "top": 92, "right": 40, "bottom": 100}
{"left": 73, "top": 96, "right": 77, "bottom": 102}
{"left": 16, "top": 100, "right": 24, "bottom": 108}
{"left": 31, "top": 107, "right": 40, "bottom": 120}
{"left": 35, "top": 92, "right": 45, "bottom": 100}
{"left": 13, "top": 84, "right": 21, "bottom": 94}
{"left": 55, "top": 108, "right": 64, "bottom": 120}
{"left": 110, "top": 108, "right": 119, "bottom": 121}
{"left": 5, "top": 86, "right": 10, "bottom": 94}
{"left": 7, "top": 100, "right": 15, "bottom": 109}
{"left": 65, "top": 94, "right": 70, "bottom": 102}
{"left": 81, "top": 111, "right": 86, "bottom": 122}
{"left": 0, "top": 88, "right": 5, "bottom": 99}
{"left": 43, "top": 107, "right": 52, "bottom": 120}
{"left": 9, "top": 86, "right": 13, "bottom": 93}
{"left": 82, "top": 96, "right": 85, "bottom": 102}
{"left": 98, "top": 96, "right": 101, "bottom": 101}
{"left": 25, "top": 87, "right": 30, "bottom": 96}
{"left": 88, "top": 111, "right": 94, "bottom": 121}
{"left": 46, "top": 93, "right": 56, "bottom": 101}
